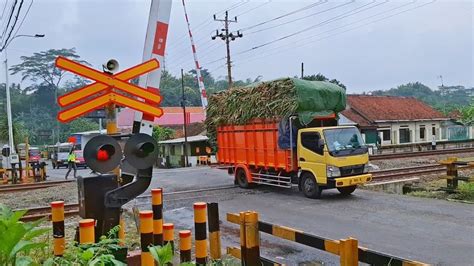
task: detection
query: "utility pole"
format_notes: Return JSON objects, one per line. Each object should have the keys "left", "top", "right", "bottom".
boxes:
{"left": 212, "top": 11, "right": 242, "bottom": 88}
{"left": 301, "top": 62, "right": 304, "bottom": 79}
{"left": 181, "top": 69, "right": 189, "bottom": 167}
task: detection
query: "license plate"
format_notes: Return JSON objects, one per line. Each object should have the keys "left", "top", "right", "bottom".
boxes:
{"left": 350, "top": 178, "right": 362, "bottom": 184}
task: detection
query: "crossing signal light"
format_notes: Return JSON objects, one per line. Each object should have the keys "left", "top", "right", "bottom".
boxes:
{"left": 124, "top": 133, "right": 158, "bottom": 170}
{"left": 84, "top": 135, "right": 123, "bottom": 173}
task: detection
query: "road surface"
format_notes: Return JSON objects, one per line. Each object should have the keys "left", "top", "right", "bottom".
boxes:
{"left": 46, "top": 164, "right": 473, "bottom": 265}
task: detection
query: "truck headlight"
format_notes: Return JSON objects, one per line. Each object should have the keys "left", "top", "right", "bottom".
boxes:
{"left": 363, "top": 163, "right": 370, "bottom": 174}
{"left": 326, "top": 165, "right": 340, "bottom": 178}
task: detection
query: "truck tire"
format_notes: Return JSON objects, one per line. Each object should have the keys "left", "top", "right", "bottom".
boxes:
{"left": 337, "top": 185, "right": 357, "bottom": 195}
{"left": 301, "top": 172, "right": 322, "bottom": 199}
{"left": 236, "top": 168, "right": 250, "bottom": 189}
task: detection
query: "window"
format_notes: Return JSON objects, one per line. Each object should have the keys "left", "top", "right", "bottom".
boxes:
{"left": 399, "top": 128, "right": 411, "bottom": 143}
{"left": 420, "top": 126, "right": 425, "bottom": 139}
{"left": 380, "top": 130, "right": 391, "bottom": 141}
{"left": 432, "top": 126, "right": 436, "bottom": 136}
{"left": 170, "top": 145, "right": 175, "bottom": 156}
{"left": 301, "top": 132, "right": 323, "bottom": 155}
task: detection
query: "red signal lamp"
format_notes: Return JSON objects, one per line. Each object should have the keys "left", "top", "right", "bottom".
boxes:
{"left": 97, "top": 149, "right": 110, "bottom": 161}
{"left": 96, "top": 144, "right": 115, "bottom": 161}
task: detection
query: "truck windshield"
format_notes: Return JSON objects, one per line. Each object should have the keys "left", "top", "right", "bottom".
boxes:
{"left": 324, "top": 127, "right": 367, "bottom": 157}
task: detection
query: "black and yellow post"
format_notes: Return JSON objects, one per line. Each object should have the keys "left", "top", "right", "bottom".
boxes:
{"left": 152, "top": 188, "right": 163, "bottom": 246}
{"left": 239, "top": 212, "right": 247, "bottom": 263}
{"left": 207, "top": 202, "right": 221, "bottom": 260}
{"left": 79, "top": 219, "right": 95, "bottom": 244}
{"left": 244, "top": 211, "right": 260, "bottom": 266}
{"left": 163, "top": 223, "right": 175, "bottom": 252}
{"left": 179, "top": 230, "right": 192, "bottom": 263}
{"left": 139, "top": 210, "right": 154, "bottom": 266}
{"left": 118, "top": 216, "right": 125, "bottom": 246}
{"left": 446, "top": 158, "right": 459, "bottom": 189}
{"left": 51, "top": 201, "right": 65, "bottom": 256}
{"left": 194, "top": 202, "right": 208, "bottom": 265}
{"left": 339, "top": 237, "right": 358, "bottom": 266}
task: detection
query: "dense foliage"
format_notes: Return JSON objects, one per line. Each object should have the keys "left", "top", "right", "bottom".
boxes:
{"left": 1, "top": 48, "right": 471, "bottom": 146}
{"left": 370, "top": 82, "right": 472, "bottom": 115}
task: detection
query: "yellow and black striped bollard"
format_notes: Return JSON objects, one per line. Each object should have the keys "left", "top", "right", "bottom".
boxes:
{"left": 194, "top": 202, "right": 208, "bottom": 265}
{"left": 119, "top": 215, "right": 125, "bottom": 246}
{"left": 163, "top": 223, "right": 174, "bottom": 252}
{"left": 179, "top": 230, "right": 192, "bottom": 263}
{"left": 207, "top": 202, "right": 221, "bottom": 260}
{"left": 244, "top": 211, "right": 260, "bottom": 266}
{"left": 79, "top": 219, "right": 95, "bottom": 244}
{"left": 51, "top": 201, "right": 65, "bottom": 256}
{"left": 139, "top": 210, "right": 154, "bottom": 266}
{"left": 152, "top": 188, "right": 163, "bottom": 245}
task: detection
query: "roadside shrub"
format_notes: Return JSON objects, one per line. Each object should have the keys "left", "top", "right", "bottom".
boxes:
{"left": 0, "top": 204, "right": 49, "bottom": 265}
{"left": 44, "top": 226, "right": 126, "bottom": 266}
{"left": 456, "top": 182, "right": 474, "bottom": 201}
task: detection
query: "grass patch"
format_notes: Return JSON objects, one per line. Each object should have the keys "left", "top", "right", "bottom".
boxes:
{"left": 408, "top": 190, "right": 447, "bottom": 199}
{"left": 449, "top": 182, "right": 474, "bottom": 202}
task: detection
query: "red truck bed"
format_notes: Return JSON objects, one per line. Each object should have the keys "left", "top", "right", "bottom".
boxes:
{"left": 217, "top": 119, "right": 297, "bottom": 172}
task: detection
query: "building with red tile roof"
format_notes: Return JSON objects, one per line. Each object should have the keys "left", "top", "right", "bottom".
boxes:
{"left": 117, "top": 107, "right": 205, "bottom": 128}
{"left": 340, "top": 95, "right": 449, "bottom": 145}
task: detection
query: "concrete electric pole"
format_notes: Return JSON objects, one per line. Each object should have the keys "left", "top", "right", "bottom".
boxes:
{"left": 212, "top": 11, "right": 242, "bottom": 88}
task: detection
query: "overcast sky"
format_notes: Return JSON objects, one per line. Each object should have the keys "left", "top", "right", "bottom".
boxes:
{"left": 3, "top": 0, "right": 473, "bottom": 93}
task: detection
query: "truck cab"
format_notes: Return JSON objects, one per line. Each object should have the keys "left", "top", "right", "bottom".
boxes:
{"left": 297, "top": 126, "right": 372, "bottom": 198}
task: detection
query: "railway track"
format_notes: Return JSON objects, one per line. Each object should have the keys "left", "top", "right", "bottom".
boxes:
{"left": 18, "top": 185, "right": 238, "bottom": 222}
{"left": 370, "top": 164, "right": 446, "bottom": 181}
{"left": 0, "top": 180, "right": 74, "bottom": 194}
{"left": 369, "top": 147, "right": 474, "bottom": 160}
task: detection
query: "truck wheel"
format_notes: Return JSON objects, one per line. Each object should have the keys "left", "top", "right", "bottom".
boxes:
{"left": 337, "top": 185, "right": 357, "bottom": 195}
{"left": 236, "top": 169, "right": 250, "bottom": 189}
{"left": 301, "top": 173, "right": 322, "bottom": 199}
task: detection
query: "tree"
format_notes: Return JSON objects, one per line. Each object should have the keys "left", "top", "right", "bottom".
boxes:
{"left": 9, "top": 48, "right": 89, "bottom": 93}
{"left": 459, "top": 105, "right": 474, "bottom": 125}
{"left": 152, "top": 126, "right": 175, "bottom": 142}
{"left": 303, "top": 73, "right": 347, "bottom": 90}
{"left": 371, "top": 82, "right": 471, "bottom": 114}
{"left": 68, "top": 118, "right": 100, "bottom": 133}
{"left": 0, "top": 113, "right": 27, "bottom": 148}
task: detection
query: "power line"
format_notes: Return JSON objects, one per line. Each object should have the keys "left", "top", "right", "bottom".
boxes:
{"left": 1, "top": 0, "right": 17, "bottom": 41}
{"left": 234, "top": 0, "right": 271, "bottom": 17}
{"left": 212, "top": 11, "right": 242, "bottom": 87}
{"left": 232, "top": 1, "right": 433, "bottom": 70}
{"left": 167, "top": 1, "right": 248, "bottom": 54}
{"left": 246, "top": 0, "right": 352, "bottom": 35}
{"left": 205, "top": 0, "right": 387, "bottom": 65}
{"left": 237, "top": 0, "right": 325, "bottom": 32}
{"left": 1, "top": 0, "right": 24, "bottom": 51}
{"left": 6, "top": 0, "right": 33, "bottom": 48}
{"left": 242, "top": 0, "right": 418, "bottom": 61}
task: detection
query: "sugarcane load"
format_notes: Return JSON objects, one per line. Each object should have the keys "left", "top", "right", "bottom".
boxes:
{"left": 206, "top": 78, "right": 372, "bottom": 198}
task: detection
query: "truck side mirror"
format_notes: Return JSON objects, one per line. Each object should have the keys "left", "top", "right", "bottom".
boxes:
{"left": 317, "top": 139, "right": 325, "bottom": 150}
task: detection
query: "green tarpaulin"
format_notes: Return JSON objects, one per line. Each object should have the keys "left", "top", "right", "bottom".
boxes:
{"left": 291, "top": 78, "right": 346, "bottom": 125}
{"left": 205, "top": 77, "right": 347, "bottom": 143}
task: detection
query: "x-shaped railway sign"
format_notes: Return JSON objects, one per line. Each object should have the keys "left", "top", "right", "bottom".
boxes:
{"left": 56, "top": 56, "right": 163, "bottom": 122}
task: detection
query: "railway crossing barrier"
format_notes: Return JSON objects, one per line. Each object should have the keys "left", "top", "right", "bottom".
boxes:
{"left": 46, "top": 189, "right": 429, "bottom": 265}
{"left": 227, "top": 212, "right": 429, "bottom": 266}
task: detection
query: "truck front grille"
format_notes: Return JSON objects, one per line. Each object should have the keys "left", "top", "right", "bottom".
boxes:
{"left": 339, "top": 165, "right": 364, "bottom": 177}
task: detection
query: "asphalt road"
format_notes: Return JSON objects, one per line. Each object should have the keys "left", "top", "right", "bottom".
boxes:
{"left": 46, "top": 164, "right": 473, "bottom": 265}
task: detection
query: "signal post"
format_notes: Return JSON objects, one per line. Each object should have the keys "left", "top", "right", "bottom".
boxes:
{"left": 55, "top": 57, "right": 163, "bottom": 240}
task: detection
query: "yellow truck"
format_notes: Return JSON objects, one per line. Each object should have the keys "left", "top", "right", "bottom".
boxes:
{"left": 217, "top": 119, "right": 372, "bottom": 198}
{"left": 210, "top": 78, "right": 372, "bottom": 198}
